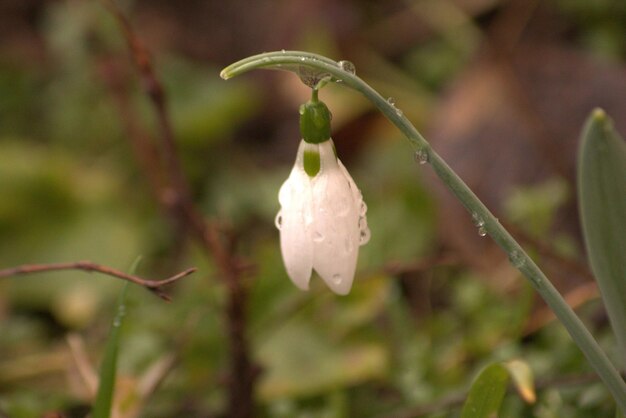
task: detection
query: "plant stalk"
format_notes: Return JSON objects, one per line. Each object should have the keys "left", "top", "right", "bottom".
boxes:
{"left": 221, "top": 51, "right": 626, "bottom": 413}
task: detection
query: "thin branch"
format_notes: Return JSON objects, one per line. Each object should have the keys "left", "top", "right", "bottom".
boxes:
{"left": 0, "top": 261, "right": 196, "bottom": 302}
{"left": 100, "top": 0, "right": 240, "bottom": 280}
{"left": 102, "top": 0, "right": 189, "bottom": 201}
{"left": 100, "top": 2, "right": 256, "bottom": 416}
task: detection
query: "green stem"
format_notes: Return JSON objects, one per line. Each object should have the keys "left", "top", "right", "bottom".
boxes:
{"left": 221, "top": 51, "right": 626, "bottom": 412}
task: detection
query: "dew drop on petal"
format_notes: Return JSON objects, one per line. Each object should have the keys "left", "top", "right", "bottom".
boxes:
{"left": 331, "top": 273, "right": 343, "bottom": 285}
{"left": 338, "top": 60, "right": 356, "bottom": 74}
{"left": 359, "top": 227, "right": 371, "bottom": 245}
{"left": 359, "top": 202, "right": 367, "bottom": 216}
{"left": 313, "top": 231, "right": 324, "bottom": 242}
{"left": 274, "top": 212, "right": 283, "bottom": 230}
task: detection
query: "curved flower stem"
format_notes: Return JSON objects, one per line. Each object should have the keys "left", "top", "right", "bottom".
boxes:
{"left": 222, "top": 51, "right": 626, "bottom": 411}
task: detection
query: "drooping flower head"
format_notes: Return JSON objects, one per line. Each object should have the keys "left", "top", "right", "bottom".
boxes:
{"left": 275, "top": 91, "right": 370, "bottom": 295}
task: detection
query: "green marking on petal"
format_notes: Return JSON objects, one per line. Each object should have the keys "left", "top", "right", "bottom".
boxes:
{"left": 304, "top": 148, "right": 321, "bottom": 177}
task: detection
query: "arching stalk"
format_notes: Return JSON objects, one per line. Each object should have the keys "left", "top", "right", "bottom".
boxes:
{"left": 221, "top": 51, "right": 626, "bottom": 412}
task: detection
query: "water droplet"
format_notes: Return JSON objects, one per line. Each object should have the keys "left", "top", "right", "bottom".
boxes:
{"left": 300, "top": 57, "right": 306, "bottom": 62}
{"left": 331, "top": 273, "right": 343, "bottom": 285}
{"left": 313, "top": 231, "right": 324, "bottom": 242}
{"left": 298, "top": 66, "right": 331, "bottom": 88}
{"left": 281, "top": 49, "right": 286, "bottom": 53}
{"left": 509, "top": 250, "right": 526, "bottom": 268}
{"left": 471, "top": 212, "right": 485, "bottom": 227}
{"left": 338, "top": 60, "right": 356, "bottom": 74}
{"left": 414, "top": 149, "right": 429, "bottom": 165}
{"left": 274, "top": 212, "right": 283, "bottom": 230}
{"left": 359, "top": 202, "right": 368, "bottom": 216}
{"left": 477, "top": 226, "right": 487, "bottom": 237}
{"left": 387, "top": 97, "right": 395, "bottom": 106}
{"left": 359, "top": 228, "right": 371, "bottom": 245}
{"left": 344, "top": 238, "right": 354, "bottom": 254}
{"left": 395, "top": 108, "right": 403, "bottom": 117}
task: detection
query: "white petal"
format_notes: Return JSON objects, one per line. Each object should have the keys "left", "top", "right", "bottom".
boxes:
{"left": 339, "top": 160, "right": 370, "bottom": 246}
{"left": 277, "top": 141, "right": 314, "bottom": 290}
{"left": 311, "top": 140, "right": 361, "bottom": 295}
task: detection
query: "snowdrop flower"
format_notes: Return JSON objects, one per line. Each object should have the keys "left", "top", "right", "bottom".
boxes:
{"left": 275, "top": 94, "right": 370, "bottom": 295}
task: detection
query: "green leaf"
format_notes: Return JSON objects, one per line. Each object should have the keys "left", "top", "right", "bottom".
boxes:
{"left": 92, "top": 283, "right": 130, "bottom": 418}
{"left": 461, "top": 363, "right": 509, "bottom": 418}
{"left": 578, "top": 109, "right": 626, "bottom": 365}
{"left": 503, "top": 360, "right": 535, "bottom": 404}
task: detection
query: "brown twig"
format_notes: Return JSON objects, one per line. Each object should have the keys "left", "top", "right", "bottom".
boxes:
{"left": 101, "top": 1, "right": 256, "bottom": 416}
{"left": 0, "top": 261, "right": 196, "bottom": 302}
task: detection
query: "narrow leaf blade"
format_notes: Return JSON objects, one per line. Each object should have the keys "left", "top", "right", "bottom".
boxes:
{"left": 461, "top": 363, "right": 509, "bottom": 418}
{"left": 578, "top": 109, "right": 626, "bottom": 365}
{"left": 504, "top": 360, "right": 536, "bottom": 404}
{"left": 92, "top": 283, "right": 129, "bottom": 418}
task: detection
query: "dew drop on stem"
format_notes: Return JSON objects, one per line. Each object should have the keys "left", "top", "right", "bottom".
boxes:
{"left": 338, "top": 60, "right": 356, "bottom": 74}
{"left": 414, "top": 149, "right": 429, "bottom": 165}
{"left": 298, "top": 66, "right": 331, "bottom": 88}
{"left": 471, "top": 212, "right": 487, "bottom": 236}
{"left": 509, "top": 250, "right": 526, "bottom": 268}
{"left": 275, "top": 212, "right": 283, "bottom": 230}
{"left": 471, "top": 212, "right": 485, "bottom": 227}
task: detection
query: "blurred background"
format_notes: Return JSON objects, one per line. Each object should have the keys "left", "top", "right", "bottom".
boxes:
{"left": 1, "top": 0, "right": 625, "bottom": 416}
